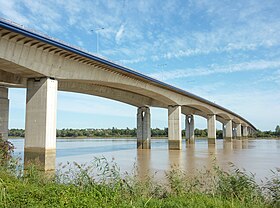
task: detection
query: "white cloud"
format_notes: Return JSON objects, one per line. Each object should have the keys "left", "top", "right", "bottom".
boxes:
{"left": 115, "top": 24, "right": 125, "bottom": 44}
{"left": 149, "top": 60, "right": 280, "bottom": 81}
{"left": 0, "top": 0, "right": 29, "bottom": 25}
{"left": 118, "top": 57, "right": 147, "bottom": 65}
{"left": 255, "top": 69, "right": 280, "bottom": 85}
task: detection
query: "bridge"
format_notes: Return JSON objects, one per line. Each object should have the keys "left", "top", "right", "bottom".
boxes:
{"left": 0, "top": 19, "right": 256, "bottom": 170}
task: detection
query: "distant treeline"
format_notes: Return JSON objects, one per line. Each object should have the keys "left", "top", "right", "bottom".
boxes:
{"left": 255, "top": 125, "right": 280, "bottom": 138}
{"left": 8, "top": 125, "right": 280, "bottom": 138}
{"left": 9, "top": 128, "right": 215, "bottom": 138}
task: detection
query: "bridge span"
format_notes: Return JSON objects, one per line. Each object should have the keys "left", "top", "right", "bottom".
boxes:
{"left": 0, "top": 19, "right": 256, "bottom": 170}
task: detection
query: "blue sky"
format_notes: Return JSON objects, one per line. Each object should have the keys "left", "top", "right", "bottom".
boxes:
{"left": 1, "top": 0, "right": 279, "bottom": 131}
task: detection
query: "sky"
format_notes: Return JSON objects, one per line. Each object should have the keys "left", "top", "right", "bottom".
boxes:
{"left": 0, "top": 0, "right": 279, "bottom": 131}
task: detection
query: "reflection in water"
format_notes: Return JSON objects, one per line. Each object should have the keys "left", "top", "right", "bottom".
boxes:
{"left": 185, "top": 144, "right": 196, "bottom": 175}
{"left": 208, "top": 143, "right": 217, "bottom": 155}
{"left": 168, "top": 149, "right": 183, "bottom": 179}
{"left": 242, "top": 139, "right": 249, "bottom": 149}
{"left": 9, "top": 138, "right": 280, "bottom": 181}
{"left": 233, "top": 140, "right": 243, "bottom": 149}
{"left": 137, "top": 149, "right": 151, "bottom": 179}
{"left": 207, "top": 143, "right": 217, "bottom": 170}
{"left": 223, "top": 140, "right": 233, "bottom": 152}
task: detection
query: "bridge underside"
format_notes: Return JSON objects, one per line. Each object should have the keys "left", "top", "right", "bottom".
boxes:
{"left": 0, "top": 55, "right": 254, "bottom": 172}
{"left": 0, "top": 23, "right": 256, "bottom": 171}
{"left": 0, "top": 75, "right": 254, "bottom": 171}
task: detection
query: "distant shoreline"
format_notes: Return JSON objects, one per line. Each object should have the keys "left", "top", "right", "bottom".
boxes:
{"left": 8, "top": 136, "right": 280, "bottom": 140}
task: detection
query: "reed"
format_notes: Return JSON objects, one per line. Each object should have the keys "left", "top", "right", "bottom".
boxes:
{"left": 0, "top": 145, "right": 279, "bottom": 207}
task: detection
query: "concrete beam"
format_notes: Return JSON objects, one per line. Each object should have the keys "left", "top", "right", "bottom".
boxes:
{"left": 24, "top": 77, "right": 57, "bottom": 171}
{"left": 207, "top": 114, "right": 216, "bottom": 144}
{"left": 58, "top": 81, "right": 160, "bottom": 107}
{"left": 224, "top": 120, "right": 233, "bottom": 142}
{"left": 137, "top": 107, "right": 151, "bottom": 149}
{"left": 0, "top": 69, "right": 26, "bottom": 86}
{"left": 168, "top": 105, "right": 182, "bottom": 150}
{"left": 185, "top": 114, "right": 195, "bottom": 144}
{"left": 0, "top": 87, "right": 9, "bottom": 140}
{"left": 236, "top": 124, "right": 242, "bottom": 139}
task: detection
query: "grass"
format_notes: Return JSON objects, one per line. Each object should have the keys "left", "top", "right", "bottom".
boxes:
{"left": 0, "top": 138, "right": 279, "bottom": 207}
{"left": 0, "top": 157, "right": 279, "bottom": 208}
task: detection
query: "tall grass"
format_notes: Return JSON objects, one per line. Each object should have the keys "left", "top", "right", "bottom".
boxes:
{"left": 263, "top": 168, "right": 280, "bottom": 207}
{"left": 0, "top": 142, "right": 279, "bottom": 207}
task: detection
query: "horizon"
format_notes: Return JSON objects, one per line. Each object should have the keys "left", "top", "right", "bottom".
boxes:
{"left": 1, "top": 1, "right": 280, "bottom": 131}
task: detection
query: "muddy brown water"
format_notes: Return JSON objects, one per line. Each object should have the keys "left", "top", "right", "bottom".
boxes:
{"left": 9, "top": 138, "right": 280, "bottom": 181}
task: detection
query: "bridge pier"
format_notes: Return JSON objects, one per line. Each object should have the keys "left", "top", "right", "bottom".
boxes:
{"left": 232, "top": 126, "right": 237, "bottom": 139}
{"left": 248, "top": 127, "right": 253, "bottom": 137}
{"left": 243, "top": 126, "right": 248, "bottom": 138}
{"left": 207, "top": 114, "right": 216, "bottom": 144}
{"left": 236, "top": 124, "right": 242, "bottom": 139}
{"left": 137, "top": 106, "right": 151, "bottom": 149}
{"left": 224, "top": 120, "right": 233, "bottom": 142}
{"left": 185, "top": 114, "right": 195, "bottom": 144}
{"left": 0, "top": 87, "right": 9, "bottom": 140}
{"left": 168, "top": 105, "right": 182, "bottom": 150}
{"left": 24, "top": 78, "right": 57, "bottom": 171}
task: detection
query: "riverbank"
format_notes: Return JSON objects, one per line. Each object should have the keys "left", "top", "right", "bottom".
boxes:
{"left": 0, "top": 158, "right": 279, "bottom": 208}
{"left": 1, "top": 137, "right": 280, "bottom": 207}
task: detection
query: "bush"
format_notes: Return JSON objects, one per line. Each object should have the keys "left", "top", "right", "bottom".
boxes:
{"left": 0, "top": 135, "right": 14, "bottom": 166}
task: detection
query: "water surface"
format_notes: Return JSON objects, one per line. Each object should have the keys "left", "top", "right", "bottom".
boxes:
{"left": 9, "top": 138, "right": 280, "bottom": 181}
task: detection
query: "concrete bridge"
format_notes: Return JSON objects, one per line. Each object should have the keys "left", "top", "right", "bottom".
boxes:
{"left": 0, "top": 19, "right": 256, "bottom": 170}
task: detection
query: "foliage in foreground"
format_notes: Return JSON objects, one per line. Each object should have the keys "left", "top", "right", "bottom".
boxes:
{"left": 0, "top": 153, "right": 279, "bottom": 208}
{"left": 0, "top": 138, "right": 280, "bottom": 207}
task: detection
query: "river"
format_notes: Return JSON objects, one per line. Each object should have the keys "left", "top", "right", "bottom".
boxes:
{"left": 9, "top": 138, "right": 280, "bottom": 181}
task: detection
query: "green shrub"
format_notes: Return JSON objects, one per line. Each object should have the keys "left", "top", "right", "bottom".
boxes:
{"left": 0, "top": 136, "right": 14, "bottom": 166}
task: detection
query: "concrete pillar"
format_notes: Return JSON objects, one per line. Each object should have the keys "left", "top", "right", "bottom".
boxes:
{"left": 243, "top": 126, "right": 248, "bottom": 138}
{"left": 185, "top": 114, "right": 195, "bottom": 144}
{"left": 0, "top": 87, "right": 9, "bottom": 140}
{"left": 222, "top": 124, "right": 226, "bottom": 139}
{"left": 207, "top": 114, "right": 216, "bottom": 144}
{"left": 232, "top": 128, "right": 236, "bottom": 139}
{"left": 248, "top": 127, "right": 252, "bottom": 137}
{"left": 224, "top": 120, "right": 233, "bottom": 142}
{"left": 236, "top": 124, "right": 242, "bottom": 139}
{"left": 137, "top": 106, "right": 151, "bottom": 149}
{"left": 24, "top": 78, "right": 58, "bottom": 171}
{"left": 168, "top": 105, "right": 182, "bottom": 150}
